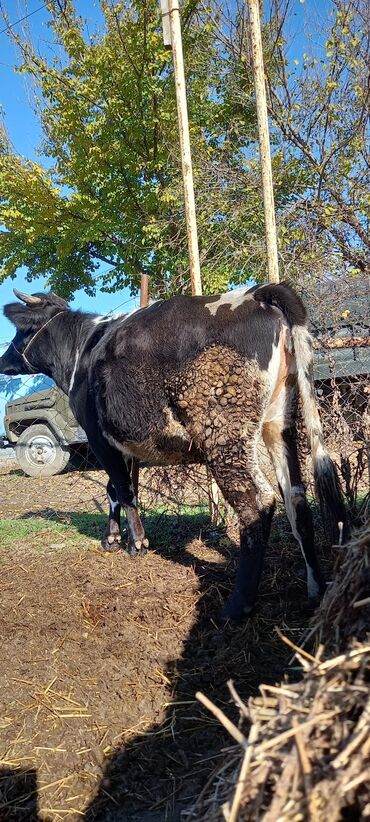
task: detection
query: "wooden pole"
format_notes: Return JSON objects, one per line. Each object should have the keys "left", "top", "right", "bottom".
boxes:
{"left": 246, "top": 0, "right": 279, "bottom": 283}
{"left": 160, "top": 1, "right": 221, "bottom": 523}
{"left": 167, "top": 0, "right": 202, "bottom": 297}
{"left": 160, "top": 0, "right": 172, "bottom": 46}
{"left": 140, "top": 273, "right": 149, "bottom": 308}
{"left": 132, "top": 274, "right": 150, "bottom": 502}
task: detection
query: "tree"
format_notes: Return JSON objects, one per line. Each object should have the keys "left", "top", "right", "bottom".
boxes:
{"left": 2, "top": 1, "right": 366, "bottom": 299}
{"left": 266, "top": 0, "right": 370, "bottom": 276}
{"left": 0, "top": 0, "right": 301, "bottom": 298}
{"left": 206, "top": 0, "right": 369, "bottom": 279}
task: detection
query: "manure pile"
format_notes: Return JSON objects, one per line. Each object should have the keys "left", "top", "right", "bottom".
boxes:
{"left": 187, "top": 521, "right": 370, "bottom": 821}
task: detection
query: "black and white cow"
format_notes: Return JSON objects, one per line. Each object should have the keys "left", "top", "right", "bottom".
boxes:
{"left": 0, "top": 284, "right": 347, "bottom": 619}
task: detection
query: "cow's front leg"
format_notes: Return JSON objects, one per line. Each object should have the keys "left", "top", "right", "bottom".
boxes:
{"left": 101, "top": 479, "right": 122, "bottom": 551}
{"left": 84, "top": 424, "right": 148, "bottom": 558}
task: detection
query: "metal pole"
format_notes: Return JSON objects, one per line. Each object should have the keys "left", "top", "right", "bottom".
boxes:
{"left": 168, "top": 0, "right": 202, "bottom": 296}
{"left": 247, "top": 0, "right": 279, "bottom": 283}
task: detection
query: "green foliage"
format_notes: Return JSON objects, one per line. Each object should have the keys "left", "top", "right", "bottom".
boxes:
{"left": 0, "top": 0, "right": 299, "bottom": 297}
{"left": 0, "top": 0, "right": 367, "bottom": 298}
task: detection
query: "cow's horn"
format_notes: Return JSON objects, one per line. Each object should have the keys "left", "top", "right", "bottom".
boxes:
{"left": 13, "top": 289, "right": 44, "bottom": 305}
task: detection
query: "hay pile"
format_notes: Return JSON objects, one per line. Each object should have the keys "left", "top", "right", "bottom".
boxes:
{"left": 187, "top": 522, "right": 370, "bottom": 821}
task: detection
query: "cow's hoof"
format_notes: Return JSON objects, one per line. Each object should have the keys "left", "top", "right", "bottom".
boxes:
{"left": 127, "top": 537, "right": 149, "bottom": 558}
{"left": 101, "top": 533, "right": 122, "bottom": 552}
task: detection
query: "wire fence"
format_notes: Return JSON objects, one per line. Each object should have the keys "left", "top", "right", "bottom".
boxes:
{"left": 300, "top": 274, "right": 369, "bottom": 521}
{"left": 0, "top": 276, "right": 369, "bottom": 540}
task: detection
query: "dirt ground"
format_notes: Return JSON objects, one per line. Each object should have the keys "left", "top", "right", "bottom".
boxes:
{"left": 0, "top": 464, "right": 331, "bottom": 821}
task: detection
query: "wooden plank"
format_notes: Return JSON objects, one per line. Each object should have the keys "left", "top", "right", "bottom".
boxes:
{"left": 312, "top": 336, "right": 370, "bottom": 350}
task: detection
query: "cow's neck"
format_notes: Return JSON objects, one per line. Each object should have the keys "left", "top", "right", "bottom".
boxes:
{"left": 49, "top": 311, "right": 110, "bottom": 395}
{"left": 40, "top": 311, "right": 86, "bottom": 395}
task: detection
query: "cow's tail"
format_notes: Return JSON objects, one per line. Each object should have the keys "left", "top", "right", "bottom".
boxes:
{"left": 253, "top": 282, "right": 348, "bottom": 544}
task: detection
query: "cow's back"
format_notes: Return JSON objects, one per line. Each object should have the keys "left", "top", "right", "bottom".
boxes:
{"left": 84, "top": 290, "right": 281, "bottom": 464}
{"left": 91, "top": 291, "right": 279, "bottom": 376}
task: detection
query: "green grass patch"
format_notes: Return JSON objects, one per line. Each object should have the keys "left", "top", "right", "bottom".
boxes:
{"left": 0, "top": 517, "right": 89, "bottom": 548}
{"left": 0, "top": 518, "right": 65, "bottom": 546}
{"left": 0, "top": 504, "right": 212, "bottom": 553}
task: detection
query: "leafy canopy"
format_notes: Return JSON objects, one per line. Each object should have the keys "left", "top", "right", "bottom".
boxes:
{"left": 0, "top": 0, "right": 367, "bottom": 299}
{"left": 0, "top": 0, "right": 300, "bottom": 298}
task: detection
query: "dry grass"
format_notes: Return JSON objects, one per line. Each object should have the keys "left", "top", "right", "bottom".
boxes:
{"left": 187, "top": 521, "right": 370, "bottom": 821}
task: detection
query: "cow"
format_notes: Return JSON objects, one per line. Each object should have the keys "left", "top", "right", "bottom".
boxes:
{"left": 0, "top": 283, "right": 347, "bottom": 619}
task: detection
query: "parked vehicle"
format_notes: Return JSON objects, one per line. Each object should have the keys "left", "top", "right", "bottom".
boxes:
{"left": 0, "top": 386, "right": 91, "bottom": 476}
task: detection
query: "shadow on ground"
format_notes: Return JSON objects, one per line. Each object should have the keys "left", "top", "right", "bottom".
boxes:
{"left": 0, "top": 768, "right": 43, "bottom": 822}
{"left": 8, "top": 507, "right": 327, "bottom": 821}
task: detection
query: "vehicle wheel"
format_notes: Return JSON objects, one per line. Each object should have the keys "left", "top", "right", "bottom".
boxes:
{"left": 15, "top": 424, "right": 70, "bottom": 477}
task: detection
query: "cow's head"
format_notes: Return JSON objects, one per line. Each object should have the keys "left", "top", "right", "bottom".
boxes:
{"left": 0, "top": 289, "right": 69, "bottom": 376}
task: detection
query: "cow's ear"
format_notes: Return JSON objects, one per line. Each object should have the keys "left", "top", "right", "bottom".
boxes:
{"left": 49, "top": 292, "right": 69, "bottom": 309}
{"left": 3, "top": 302, "right": 45, "bottom": 330}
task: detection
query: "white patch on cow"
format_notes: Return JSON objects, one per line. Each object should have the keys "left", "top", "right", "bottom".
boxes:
{"left": 263, "top": 343, "right": 287, "bottom": 428}
{"left": 291, "top": 324, "right": 312, "bottom": 371}
{"left": 273, "top": 444, "right": 305, "bottom": 541}
{"left": 129, "top": 483, "right": 137, "bottom": 507}
{"left": 91, "top": 315, "right": 111, "bottom": 326}
{"left": 108, "top": 493, "right": 119, "bottom": 512}
{"left": 92, "top": 301, "right": 157, "bottom": 328}
{"left": 306, "top": 565, "right": 321, "bottom": 598}
{"left": 103, "top": 430, "right": 134, "bottom": 459}
{"left": 262, "top": 324, "right": 296, "bottom": 429}
{"left": 268, "top": 441, "right": 319, "bottom": 599}
{"left": 291, "top": 324, "right": 327, "bottom": 466}
{"left": 69, "top": 348, "right": 80, "bottom": 393}
{"left": 204, "top": 289, "right": 252, "bottom": 316}
{"left": 291, "top": 484, "right": 305, "bottom": 498}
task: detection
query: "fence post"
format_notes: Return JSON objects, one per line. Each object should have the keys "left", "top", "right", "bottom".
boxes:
{"left": 160, "top": 0, "right": 222, "bottom": 523}
{"left": 132, "top": 274, "right": 150, "bottom": 503}
{"left": 246, "top": 0, "right": 279, "bottom": 283}
{"left": 140, "top": 273, "right": 149, "bottom": 308}
{"left": 167, "top": 0, "right": 202, "bottom": 296}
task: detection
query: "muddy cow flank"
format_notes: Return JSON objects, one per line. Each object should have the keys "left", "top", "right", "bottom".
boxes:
{"left": 0, "top": 284, "right": 347, "bottom": 619}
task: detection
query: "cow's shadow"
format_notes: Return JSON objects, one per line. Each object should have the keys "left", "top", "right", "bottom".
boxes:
{"left": 82, "top": 523, "right": 316, "bottom": 821}
{"left": 0, "top": 767, "right": 48, "bottom": 822}
{"left": 16, "top": 505, "right": 324, "bottom": 821}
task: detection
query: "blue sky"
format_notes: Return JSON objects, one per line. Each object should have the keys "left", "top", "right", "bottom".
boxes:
{"left": 0, "top": 0, "right": 330, "bottom": 343}
{"left": 0, "top": 0, "right": 330, "bottom": 426}
{"left": 0, "top": 0, "right": 138, "bottom": 353}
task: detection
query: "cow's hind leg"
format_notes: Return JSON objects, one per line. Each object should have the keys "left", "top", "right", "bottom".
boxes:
{"left": 208, "top": 440, "right": 276, "bottom": 620}
{"left": 263, "top": 421, "right": 326, "bottom": 599}
{"left": 120, "top": 456, "right": 149, "bottom": 557}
